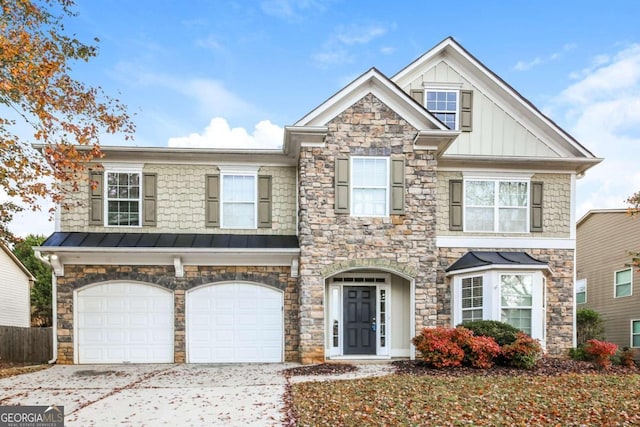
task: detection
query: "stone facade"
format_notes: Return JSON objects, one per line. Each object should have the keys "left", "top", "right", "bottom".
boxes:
{"left": 60, "top": 164, "right": 297, "bottom": 235}
{"left": 436, "top": 171, "right": 572, "bottom": 238}
{"left": 56, "top": 265, "right": 299, "bottom": 364}
{"left": 297, "top": 93, "right": 439, "bottom": 364}
{"left": 437, "top": 247, "right": 575, "bottom": 355}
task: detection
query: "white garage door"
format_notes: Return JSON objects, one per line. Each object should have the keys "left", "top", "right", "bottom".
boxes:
{"left": 187, "top": 283, "right": 283, "bottom": 363}
{"left": 76, "top": 282, "right": 174, "bottom": 364}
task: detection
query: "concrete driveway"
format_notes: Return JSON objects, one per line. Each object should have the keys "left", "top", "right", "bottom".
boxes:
{"left": 0, "top": 363, "right": 294, "bottom": 426}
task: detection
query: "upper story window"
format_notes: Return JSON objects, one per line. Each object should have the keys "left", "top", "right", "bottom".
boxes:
{"left": 106, "top": 171, "right": 141, "bottom": 226}
{"left": 576, "top": 279, "right": 587, "bottom": 304}
{"left": 615, "top": 268, "right": 632, "bottom": 298}
{"left": 426, "top": 90, "right": 458, "bottom": 129}
{"left": 350, "top": 157, "right": 389, "bottom": 217}
{"left": 464, "top": 179, "right": 529, "bottom": 233}
{"left": 221, "top": 174, "right": 256, "bottom": 228}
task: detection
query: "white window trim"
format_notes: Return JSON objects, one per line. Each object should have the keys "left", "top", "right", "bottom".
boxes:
{"left": 463, "top": 178, "right": 530, "bottom": 233}
{"left": 424, "top": 88, "right": 459, "bottom": 130}
{"left": 349, "top": 156, "right": 390, "bottom": 218}
{"left": 451, "top": 270, "right": 545, "bottom": 344}
{"left": 576, "top": 278, "right": 587, "bottom": 304}
{"left": 631, "top": 319, "right": 640, "bottom": 348}
{"left": 460, "top": 275, "right": 484, "bottom": 323}
{"left": 614, "top": 268, "right": 633, "bottom": 298}
{"left": 103, "top": 168, "right": 143, "bottom": 228}
{"left": 220, "top": 172, "right": 258, "bottom": 229}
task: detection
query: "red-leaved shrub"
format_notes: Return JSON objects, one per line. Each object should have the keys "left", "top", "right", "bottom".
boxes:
{"left": 585, "top": 339, "right": 618, "bottom": 369}
{"left": 619, "top": 348, "right": 637, "bottom": 368}
{"left": 412, "top": 327, "right": 501, "bottom": 369}
{"left": 412, "top": 327, "right": 465, "bottom": 368}
{"left": 501, "top": 332, "right": 542, "bottom": 369}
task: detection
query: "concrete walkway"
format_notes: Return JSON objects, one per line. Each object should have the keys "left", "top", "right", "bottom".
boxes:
{"left": 0, "top": 364, "right": 295, "bottom": 426}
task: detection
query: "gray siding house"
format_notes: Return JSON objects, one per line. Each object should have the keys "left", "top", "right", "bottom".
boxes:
{"left": 36, "top": 37, "right": 601, "bottom": 365}
{"left": 576, "top": 209, "right": 640, "bottom": 359}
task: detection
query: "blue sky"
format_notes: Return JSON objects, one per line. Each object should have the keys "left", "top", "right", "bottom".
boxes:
{"left": 9, "top": 0, "right": 640, "bottom": 235}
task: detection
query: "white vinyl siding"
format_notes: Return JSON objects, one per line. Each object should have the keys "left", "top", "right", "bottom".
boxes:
{"left": 615, "top": 268, "right": 632, "bottom": 298}
{"left": 0, "top": 249, "right": 31, "bottom": 328}
{"left": 351, "top": 157, "right": 389, "bottom": 217}
{"left": 464, "top": 179, "right": 529, "bottom": 233}
{"left": 221, "top": 174, "right": 257, "bottom": 228}
{"left": 106, "top": 171, "right": 141, "bottom": 226}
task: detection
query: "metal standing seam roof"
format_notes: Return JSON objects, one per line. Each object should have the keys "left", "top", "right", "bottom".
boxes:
{"left": 446, "top": 251, "right": 548, "bottom": 272}
{"left": 41, "top": 232, "right": 299, "bottom": 249}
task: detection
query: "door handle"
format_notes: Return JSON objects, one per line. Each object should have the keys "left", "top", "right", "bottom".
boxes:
{"left": 371, "top": 317, "right": 376, "bottom": 332}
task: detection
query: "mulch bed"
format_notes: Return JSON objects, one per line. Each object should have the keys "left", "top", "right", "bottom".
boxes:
{"left": 393, "top": 357, "right": 639, "bottom": 377}
{"left": 283, "top": 363, "right": 358, "bottom": 377}
{"left": 0, "top": 362, "right": 50, "bottom": 379}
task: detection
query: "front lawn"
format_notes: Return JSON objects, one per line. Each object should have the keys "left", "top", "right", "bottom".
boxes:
{"left": 290, "top": 372, "right": 640, "bottom": 426}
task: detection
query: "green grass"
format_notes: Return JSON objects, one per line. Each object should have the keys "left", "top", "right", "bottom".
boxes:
{"left": 291, "top": 374, "right": 640, "bottom": 426}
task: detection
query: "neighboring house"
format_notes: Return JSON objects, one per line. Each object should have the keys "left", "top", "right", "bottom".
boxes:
{"left": 35, "top": 37, "right": 601, "bottom": 365}
{"left": 576, "top": 209, "right": 640, "bottom": 358}
{"left": 0, "top": 242, "right": 34, "bottom": 327}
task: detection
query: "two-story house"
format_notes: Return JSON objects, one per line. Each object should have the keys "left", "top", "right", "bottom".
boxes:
{"left": 576, "top": 209, "right": 640, "bottom": 359}
{"left": 35, "top": 37, "right": 601, "bottom": 365}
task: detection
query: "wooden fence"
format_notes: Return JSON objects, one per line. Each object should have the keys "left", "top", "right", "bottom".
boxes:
{"left": 0, "top": 326, "right": 52, "bottom": 364}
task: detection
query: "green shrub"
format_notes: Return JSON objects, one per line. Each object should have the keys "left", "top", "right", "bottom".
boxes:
{"left": 576, "top": 308, "right": 605, "bottom": 346}
{"left": 501, "top": 332, "right": 543, "bottom": 369}
{"left": 568, "top": 346, "right": 590, "bottom": 361}
{"left": 458, "top": 320, "right": 520, "bottom": 346}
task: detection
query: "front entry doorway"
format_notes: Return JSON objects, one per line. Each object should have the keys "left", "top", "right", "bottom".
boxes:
{"left": 343, "top": 286, "right": 376, "bottom": 355}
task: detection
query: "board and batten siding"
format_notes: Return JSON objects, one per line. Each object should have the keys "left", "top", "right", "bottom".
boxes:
{"left": 60, "top": 164, "right": 297, "bottom": 235}
{"left": 402, "top": 60, "right": 558, "bottom": 158}
{"left": 577, "top": 211, "right": 640, "bottom": 351}
{"left": 0, "top": 246, "right": 31, "bottom": 327}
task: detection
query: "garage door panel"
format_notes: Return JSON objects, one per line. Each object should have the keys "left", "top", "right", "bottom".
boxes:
{"left": 187, "top": 283, "right": 283, "bottom": 363}
{"left": 77, "top": 282, "right": 174, "bottom": 364}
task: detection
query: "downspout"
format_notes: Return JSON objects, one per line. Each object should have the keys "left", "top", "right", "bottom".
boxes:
{"left": 35, "top": 251, "right": 57, "bottom": 364}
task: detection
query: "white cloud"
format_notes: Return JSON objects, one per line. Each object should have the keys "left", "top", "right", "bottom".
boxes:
{"left": 260, "top": 0, "right": 329, "bottom": 21}
{"left": 548, "top": 43, "right": 640, "bottom": 218}
{"left": 513, "top": 43, "right": 576, "bottom": 71}
{"left": 313, "top": 22, "right": 388, "bottom": 68}
{"left": 168, "top": 117, "right": 283, "bottom": 149}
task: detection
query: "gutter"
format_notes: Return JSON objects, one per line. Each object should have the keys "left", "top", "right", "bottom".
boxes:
{"left": 35, "top": 251, "right": 57, "bottom": 365}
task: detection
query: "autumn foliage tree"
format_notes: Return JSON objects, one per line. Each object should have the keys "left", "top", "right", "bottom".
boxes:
{"left": 626, "top": 191, "right": 640, "bottom": 270}
{"left": 0, "top": 0, "right": 134, "bottom": 241}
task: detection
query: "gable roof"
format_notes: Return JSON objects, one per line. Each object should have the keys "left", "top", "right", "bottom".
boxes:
{"left": 0, "top": 241, "right": 35, "bottom": 282}
{"left": 284, "top": 67, "right": 460, "bottom": 155}
{"left": 577, "top": 209, "right": 630, "bottom": 227}
{"left": 392, "top": 37, "right": 602, "bottom": 173}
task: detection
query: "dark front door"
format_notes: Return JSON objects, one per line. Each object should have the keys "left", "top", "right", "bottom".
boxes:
{"left": 343, "top": 286, "right": 376, "bottom": 355}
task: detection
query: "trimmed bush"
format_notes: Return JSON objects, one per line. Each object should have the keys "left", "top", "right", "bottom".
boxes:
{"left": 568, "top": 346, "right": 590, "bottom": 361}
{"left": 585, "top": 339, "right": 618, "bottom": 369}
{"left": 412, "top": 327, "right": 501, "bottom": 369}
{"left": 501, "top": 332, "right": 542, "bottom": 369}
{"left": 458, "top": 320, "right": 520, "bottom": 346}
{"left": 412, "top": 327, "right": 465, "bottom": 368}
